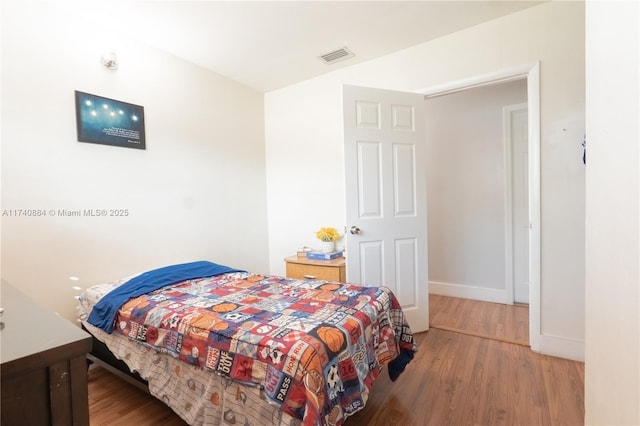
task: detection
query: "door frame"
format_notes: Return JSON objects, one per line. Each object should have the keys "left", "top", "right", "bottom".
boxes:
{"left": 504, "top": 102, "right": 529, "bottom": 305}
{"left": 417, "top": 62, "right": 541, "bottom": 350}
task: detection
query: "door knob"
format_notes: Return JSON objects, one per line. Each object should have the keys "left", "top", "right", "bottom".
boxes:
{"left": 349, "top": 226, "right": 361, "bottom": 235}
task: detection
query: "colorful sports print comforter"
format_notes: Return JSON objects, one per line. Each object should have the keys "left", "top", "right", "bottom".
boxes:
{"left": 101, "top": 268, "right": 417, "bottom": 426}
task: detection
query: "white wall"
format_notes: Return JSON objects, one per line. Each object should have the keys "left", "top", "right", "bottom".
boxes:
{"left": 585, "top": 1, "right": 640, "bottom": 424}
{"left": 265, "top": 1, "right": 585, "bottom": 360}
{"left": 1, "top": 1, "right": 269, "bottom": 322}
{"left": 425, "top": 80, "right": 527, "bottom": 301}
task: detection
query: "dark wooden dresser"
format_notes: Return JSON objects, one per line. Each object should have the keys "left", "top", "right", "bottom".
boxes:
{"left": 1, "top": 282, "right": 92, "bottom": 425}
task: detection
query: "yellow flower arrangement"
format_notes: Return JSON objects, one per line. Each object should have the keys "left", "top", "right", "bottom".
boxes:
{"left": 316, "top": 227, "right": 340, "bottom": 242}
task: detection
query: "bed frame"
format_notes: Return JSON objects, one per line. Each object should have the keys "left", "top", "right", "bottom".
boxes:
{"left": 83, "top": 324, "right": 149, "bottom": 393}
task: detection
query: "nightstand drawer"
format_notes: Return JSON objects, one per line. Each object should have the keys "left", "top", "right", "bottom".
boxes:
{"left": 284, "top": 255, "right": 346, "bottom": 282}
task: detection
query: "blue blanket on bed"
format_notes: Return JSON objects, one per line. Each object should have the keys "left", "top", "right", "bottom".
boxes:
{"left": 87, "top": 261, "right": 244, "bottom": 333}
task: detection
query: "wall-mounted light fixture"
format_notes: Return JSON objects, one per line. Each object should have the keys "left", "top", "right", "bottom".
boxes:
{"left": 101, "top": 51, "right": 118, "bottom": 70}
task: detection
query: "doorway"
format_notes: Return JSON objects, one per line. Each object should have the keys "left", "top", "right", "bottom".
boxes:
{"left": 419, "top": 63, "right": 541, "bottom": 349}
{"left": 342, "top": 64, "right": 541, "bottom": 349}
{"left": 424, "top": 79, "right": 528, "bottom": 304}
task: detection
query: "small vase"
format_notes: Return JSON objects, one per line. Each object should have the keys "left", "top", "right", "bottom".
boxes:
{"left": 320, "top": 241, "right": 335, "bottom": 253}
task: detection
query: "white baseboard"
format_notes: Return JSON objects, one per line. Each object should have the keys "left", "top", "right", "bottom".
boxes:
{"left": 535, "top": 334, "right": 585, "bottom": 362}
{"left": 429, "top": 280, "right": 509, "bottom": 304}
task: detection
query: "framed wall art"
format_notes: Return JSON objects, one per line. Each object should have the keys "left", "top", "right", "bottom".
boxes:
{"left": 75, "top": 91, "right": 146, "bottom": 150}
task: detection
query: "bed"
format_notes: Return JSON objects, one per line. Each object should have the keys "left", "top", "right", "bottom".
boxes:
{"left": 77, "top": 261, "right": 417, "bottom": 426}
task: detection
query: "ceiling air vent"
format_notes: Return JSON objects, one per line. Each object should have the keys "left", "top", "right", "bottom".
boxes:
{"left": 319, "top": 47, "right": 354, "bottom": 65}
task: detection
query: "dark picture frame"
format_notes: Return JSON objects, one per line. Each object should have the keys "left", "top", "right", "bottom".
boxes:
{"left": 75, "top": 91, "right": 146, "bottom": 150}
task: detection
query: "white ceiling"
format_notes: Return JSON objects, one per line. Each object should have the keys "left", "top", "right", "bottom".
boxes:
{"left": 64, "top": 1, "right": 544, "bottom": 93}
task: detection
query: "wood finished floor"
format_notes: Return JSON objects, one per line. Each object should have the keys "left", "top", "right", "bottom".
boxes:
{"left": 88, "top": 296, "right": 584, "bottom": 426}
{"left": 429, "top": 294, "right": 529, "bottom": 346}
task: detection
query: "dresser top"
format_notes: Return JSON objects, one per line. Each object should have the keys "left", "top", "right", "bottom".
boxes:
{"left": 0, "top": 282, "right": 91, "bottom": 366}
{"left": 284, "top": 255, "right": 346, "bottom": 267}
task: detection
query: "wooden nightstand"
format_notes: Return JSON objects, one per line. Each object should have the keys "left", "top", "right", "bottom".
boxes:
{"left": 284, "top": 255, "right": 346, "bottom": 282}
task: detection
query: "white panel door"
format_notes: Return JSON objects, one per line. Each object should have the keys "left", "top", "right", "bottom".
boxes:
{"left": 343, "top": 84, "right": 429, "bottom": 332}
